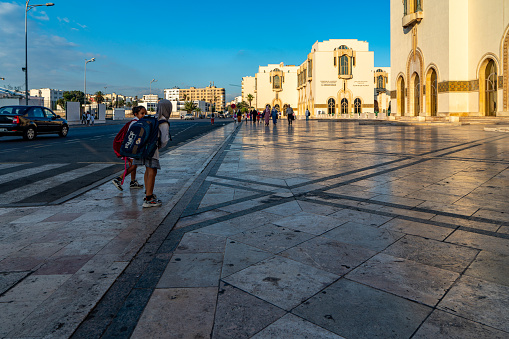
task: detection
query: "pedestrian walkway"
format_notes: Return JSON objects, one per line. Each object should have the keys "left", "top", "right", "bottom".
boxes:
{"left": 2, "top": 120, "right": 509, "bottom": 338}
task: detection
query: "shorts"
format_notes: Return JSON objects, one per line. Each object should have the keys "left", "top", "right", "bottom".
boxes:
{"left": 133, "top": 158, "right": 161, "bottom": 169}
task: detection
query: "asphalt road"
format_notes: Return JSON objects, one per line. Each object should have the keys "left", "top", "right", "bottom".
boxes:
{"left": 0, "top": 119, "right": 233, "bottom": 206}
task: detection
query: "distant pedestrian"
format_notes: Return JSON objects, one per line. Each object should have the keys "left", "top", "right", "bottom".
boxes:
{"left": 251, "top": 109, "right": 257, "bottom": 123}
{"left": 81, "top": 112, "right": 86, "bottom": 124}
{"left": 264, "top": 105, "right": 271, "bottom": 126}
{"left": 271, "top": 107, "right": 278, "bottom": 125}
{"left": 112, "top": 106, "right": 146, "bottom": 191}
{"left": 90, "top": 111, "right": 95, "bottom": 125}
{"left": 305, "top": 108, "right": 310, "bottom": 121}
{"left": 211, "top": 112, "right": 215, "bottom": 125}
{"left": 257, "top": 111, "right": 261, "bottom": 123}
{"left": 134, "top": 100, "right": 171, "bottom": 208}
{"left": 286, "top": 106, "right": 295, "bottom": 126}
{"left": 86, "top": 111, "right": 91, "bottom": 126}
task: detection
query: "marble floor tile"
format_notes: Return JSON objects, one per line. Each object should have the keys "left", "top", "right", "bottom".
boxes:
{"left": 223, "top": 255, "right": 338, "bottom": 310}
{"left": 174, "top": 232, "right": 226, "bottom": 254}
{"left": 157, "top": 253, "right": 223, "bottom": 288}
{"left": 221, "top": 240, "right": 272, "bottom": 278}
{"left": 252, "top": 313, "right": 344, "bottom": 339}
{"left": 347, "top": 253, "right": 459, "bottom": 306}
{"left": 464, "top": 251, "right": 509, "bottom": 287}
{"left": 438, "top": 275, "right": 509, "bottom": 332}
{"left": 131, "top": 287, "right": 217, "bottom": 339}
{"left": 230, "top": 224, "right": 315, "bottom": 254}
{"left": 212, "top": 282, "right": 286, "bottom": 339}
{"left": 446, "top": 230, "right": 509, "bottom": 255}
{"left": 0, "top": 301, "right": 38, "bottom": 337}
{"left": 293, "top": 278, "right": 431, "bottom": 339}
{"left": 0, "top": 271, "right": 30, "bottom": 295}
{"left": 0, "top": 274, "right": 71, "bottom": 302}
{"left": 329, "top": 209, "right": 393, "bottom": 227}
{"left": 382, "top": 218, "right": 454, "bottom": 241}
{"left": 273, "top": 212, "right": 344, "bottom": 235}
{"left": 383, "top": 235, "right": 479, "bottom": 273}
{"left": 323, "top": 221, "right": 404, "bottom": 252}
{"left": 429, "top": 215, "right": 500, "bottom": 232}
{"left": 280, "top": 236, "right": 377, "bottom": 276}
{"left": 262, "top": 201, "right": 303, "bottom": 216}
{"left": 413, "top": 309, "right": 509, "bottom": 339}
{"left": 296, "top": 200, "right": 343, "bottom": 216}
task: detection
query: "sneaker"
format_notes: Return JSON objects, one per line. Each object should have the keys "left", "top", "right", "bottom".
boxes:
{"left": 143, "top": 197, "right": 162, "bottom": 208}
{"left": 112, "top": 177, "right": 123, "bottom": 191}
{"left": 143, "top": 194, "right": 157, "bottom": 201}
{"left": 130, "top": 180, "right": 144, "bottom": 189}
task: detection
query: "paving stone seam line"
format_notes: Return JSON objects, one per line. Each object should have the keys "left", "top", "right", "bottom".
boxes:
{"left": 298, "top": 196, "right": 509, "bottom": 242}
{"left": 70, "top": 123, "right": 243, "bottom": 339}
{"left": 407, "top": 249, "right": 487, "bottom": 338}
{"left": 312, "top": 191, "right": 492, "bottom": 225}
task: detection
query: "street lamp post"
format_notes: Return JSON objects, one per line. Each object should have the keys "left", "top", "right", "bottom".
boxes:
{"left": 150, "top": 79, "right": 157, "bottom": 95}
{"left": 25, "top": 1, "right": 54, "bottom": 105}
{"left": 84, "top": 57, "right": 95, "bottom": 105}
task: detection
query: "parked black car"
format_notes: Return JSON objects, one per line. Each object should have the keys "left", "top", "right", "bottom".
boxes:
{"left": 0, "top": 105, "right": 69, "bottom": 140}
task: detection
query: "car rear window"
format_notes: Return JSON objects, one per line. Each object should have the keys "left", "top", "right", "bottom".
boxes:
{"left": 0, "top": 107, "right": 29, "bottom": 115}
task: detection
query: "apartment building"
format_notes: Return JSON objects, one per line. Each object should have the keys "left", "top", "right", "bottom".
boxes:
{"left": 29, "top": 88, "right": 63, "bottom": 110}
{"left": 178, "top": 83, "right": 225, "bottom": 112}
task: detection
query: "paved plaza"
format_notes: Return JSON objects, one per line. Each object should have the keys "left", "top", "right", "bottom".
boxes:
{"left": 1, "top": 119, "right": 509, "bottom": 338}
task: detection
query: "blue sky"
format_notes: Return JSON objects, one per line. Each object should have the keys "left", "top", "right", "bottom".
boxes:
{"left": 0, "top": 0, "right": 390, "bottom": 101}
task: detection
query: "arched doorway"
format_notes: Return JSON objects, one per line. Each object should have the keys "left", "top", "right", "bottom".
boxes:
{"left": 328, "top": 98, "right": 336, "bottom": 115}
{"left": 485, "top": 60, "right": 497, "bottom": 116}
{"left": 374, "top": 100, "right": 379, "bottom": 113}
{"left": 426, "top": 68, "right": 438, "bottom": 116}
{"left": 354, "top": 98, "right": 362, "bottom": 113}
{"left": 410, "top": 72, "right": 421, "bottom": 116}
{"left": 341, "top": 98, "right": 348, "bottom": 114}
{"left": 397, "top": 76, "right": 405, "bottom": 116}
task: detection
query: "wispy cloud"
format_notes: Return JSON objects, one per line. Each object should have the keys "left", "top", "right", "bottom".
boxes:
{"left": 77, "top": 23, "right": 87, "bottom": 29}
{"left": 30, "top": 10, "right": 49, "bottom": 21}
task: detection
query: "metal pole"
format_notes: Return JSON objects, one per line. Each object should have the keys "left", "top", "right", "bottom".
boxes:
{"left": 25, "top": 1, "right": 29, "bottom": 105}
{"left": 84, "top": 60, "right": 87, "bottom": 105}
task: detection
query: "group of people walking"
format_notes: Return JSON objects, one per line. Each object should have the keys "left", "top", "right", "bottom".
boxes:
{"left": 233, "top": 105, "right": 311, "bottom": 125}
{"left": 81, "top": 111, "right": 95, "bottom": 126}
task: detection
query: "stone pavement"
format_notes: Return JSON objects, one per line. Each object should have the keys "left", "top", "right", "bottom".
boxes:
{"left": 2, "top": 119, "right": 509, "bottom": 338}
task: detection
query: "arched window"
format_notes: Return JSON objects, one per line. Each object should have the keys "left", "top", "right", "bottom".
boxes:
{"left": 341, "top": 98, "right": 348, "bottom": 114}
{"left": 328, "top": 98, "right": 336, "bottom": 115}
{"left": 428, "top": 68, "right": 437, "bottom": 116}
{"left": 486, "top": 60, "right": 497, "bottom": 116}
{"left": 377, "top": 76, "right": 385, "bottom": 89}
{"left": 354, "top": 98, "right": 362, "bottom": 113}
{"left": 273, "top": 75, "right": 281, "bottom": 89}
{"left": 338, "top": 45, "right": 349, "bottom": 50}
{"left": 413, "top": 73, "right": 420, "bottom": 116}
{"left": 397, "top": 76, "right": 405, "bottom": 116}
{"left": 340, "top": 55, "right": 350, "bottom": 76}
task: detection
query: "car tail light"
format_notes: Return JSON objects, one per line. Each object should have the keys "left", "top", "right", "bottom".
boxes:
{"left": 13, "top": 116, "right": 20, "bottom": 124}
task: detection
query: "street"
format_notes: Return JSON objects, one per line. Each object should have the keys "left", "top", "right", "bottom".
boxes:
{"left": 0, "top": 119, "right": 233, "bottom": 207}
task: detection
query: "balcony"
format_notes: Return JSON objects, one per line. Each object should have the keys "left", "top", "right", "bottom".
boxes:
{"left": 403, "top": 11, "right": 424, "bottom": 28}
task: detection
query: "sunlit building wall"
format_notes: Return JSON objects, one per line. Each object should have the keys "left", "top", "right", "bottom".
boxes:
{"left": 390, "top": 0, "right": 509, "bottom": 117}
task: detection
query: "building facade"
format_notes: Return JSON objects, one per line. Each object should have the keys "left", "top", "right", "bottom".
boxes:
{"left": 164, "top": 87, "right": 180, "bottom": 101}
{"left": 178, "top": 83, "right": 225, "bottom": 112}
{"left": 390, "top": 0, "right": 509, "bottom": 117}
{"left": 243, "top": 39, "right": 389, "bottom": 118}
{"left": 29, "top": 88, "right": 63, "bottom": 110}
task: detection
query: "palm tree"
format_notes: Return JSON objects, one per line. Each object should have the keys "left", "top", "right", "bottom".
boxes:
{"left": 246, "top": 94, "right": 254, "bottom": 109}
{"left": 94, "top": 91, "right": 105, "bottom": 104}
{"left": 184, "top": 101, "right": 197, "bottom": 116}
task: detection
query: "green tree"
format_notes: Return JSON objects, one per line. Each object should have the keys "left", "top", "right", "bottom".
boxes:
{"left": 246, "top": 94, "right": 254, "bottom": 109}
{"left": 56, "top": 98, "right": 66, "bottom": 110}
{"left": 118, "top": 99, "right": 125, "bottom": 107}
{"left": 184, "top": 101, "right": 197, "bottom": 115}
{"left": 237, "top": 101, "right": 249, "bottom": 110}
{"left": 94, "top": 91, "right": 105, "bottom": 104}
{"left": 63, "top": 90, "right": 85, "bottom": 104}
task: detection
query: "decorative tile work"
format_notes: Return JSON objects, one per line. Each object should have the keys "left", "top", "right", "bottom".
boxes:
{"left": 503, "top": 33, "right": 509, "bottom": 110}
{"left": 438, "top": 81, "right": 479, "bottom": 93}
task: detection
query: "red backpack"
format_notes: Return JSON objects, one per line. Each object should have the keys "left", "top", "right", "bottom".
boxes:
{"left": 113, "top": 119, "right": 136, "bottom": 158}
